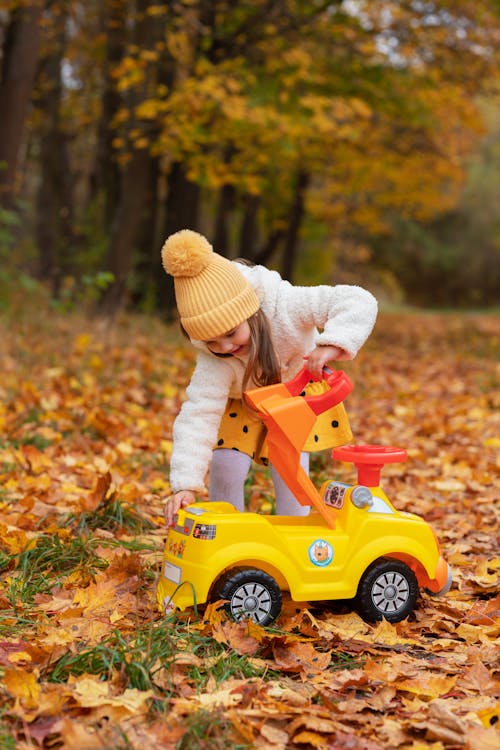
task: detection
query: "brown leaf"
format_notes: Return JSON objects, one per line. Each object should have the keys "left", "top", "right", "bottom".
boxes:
{"left": 211, "top": 620, "right": 262, "bottom": 655}
{"left": 272, "top": 641, "right": 331, "bottom": 674}
{"left": 80, "top": 471, "right": 112, "bottom": 511}
{"left": 458, "top": 661, "right": 499, "bottom": 694}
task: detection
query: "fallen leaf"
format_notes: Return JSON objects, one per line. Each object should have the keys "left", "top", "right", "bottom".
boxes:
{"left": 3, "top": 668, "right": 40, "bottom": 710}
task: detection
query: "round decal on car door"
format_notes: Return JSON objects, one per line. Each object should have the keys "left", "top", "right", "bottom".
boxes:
{"left": 308, "top": 539, "right": 334, "bottom": 567}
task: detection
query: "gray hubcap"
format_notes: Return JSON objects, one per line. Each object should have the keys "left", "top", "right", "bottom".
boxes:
{"left": 230, "top": 582, "right": 272, "bottom": 623}
{"left": 371, "top": 571, "right": 410, "bottom": 614}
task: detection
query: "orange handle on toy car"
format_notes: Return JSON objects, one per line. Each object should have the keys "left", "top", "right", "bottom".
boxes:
{"left": 245, "top": 366, "right": 354, "bottom": 529}
{"left": 284, "top": 366, "right": 353, "bottom": 416}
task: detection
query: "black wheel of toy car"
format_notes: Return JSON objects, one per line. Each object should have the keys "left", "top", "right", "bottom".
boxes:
{"left": 213, "top": 568, "right": 282, "bottom": 625}
{"left": 355, "top": 558, "right": 418, "bottom": 622}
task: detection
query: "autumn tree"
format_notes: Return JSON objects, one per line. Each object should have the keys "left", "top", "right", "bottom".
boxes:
{"left": 3, "top": 0, "right": 500, "bottom": 311}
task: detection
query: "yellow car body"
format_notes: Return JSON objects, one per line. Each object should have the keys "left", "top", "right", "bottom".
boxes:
{"left": 157, "top": 369, "right": 451, "bottom": 624}
{"left": 157, "top": 483, "right": 451, "bottom": 623}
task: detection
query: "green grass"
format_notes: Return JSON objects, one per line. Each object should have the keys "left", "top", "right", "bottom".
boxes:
{"left": 67, "top": 496, "right": 156, "bottom": 535}
{"left": 47, "top": 618, "right": 189, "bottom": 689}
{"left": 0, "top": 550, "right": 13, "bottom": 575}
{"left": 185, "top": 647, "right": 281, "bottom": 689}
{"left": 0, "top": 611, "right": 39, "bottom": 639}
{"left": 0, "top": 721, "right": 17, "bottom": 750}
{"left": 47, "top": 616, "right": 281, "bottom": 700}
{"left": 175, "top": 708, "right": 251, "bottom": 750}
{"left": 0, "top": 434, "right": 52, "bottom": 451}
{"left": 5, "top": 534, "right": 109, "bottom": 610}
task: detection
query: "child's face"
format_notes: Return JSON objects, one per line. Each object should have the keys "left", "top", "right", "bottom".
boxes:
{"left": 204, "top": 321, "right": 251, "bottom": 357}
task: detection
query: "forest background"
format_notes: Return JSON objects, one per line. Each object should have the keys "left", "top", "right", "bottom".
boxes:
{"left": 1, "top": 0, "right": 500, "bottom": 315}
{"left": 0, "top": 3, "right": 499, "bottom": 749}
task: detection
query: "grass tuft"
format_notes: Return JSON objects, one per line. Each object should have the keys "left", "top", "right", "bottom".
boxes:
{"left": 48, "top": 620, "right": 180, "bottom": 690}
{"left": 7, "top": 534, "right": 109, "bottom": 608}
{"left": 175, "top": 708, "right": 251, "bottom": 750}
{"left": 67, "top": 497, "right": 156, "bottom": 535}
{"left": 47, "top": 615, "right": 280, "bottom": 703}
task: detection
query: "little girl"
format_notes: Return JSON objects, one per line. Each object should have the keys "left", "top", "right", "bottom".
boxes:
{"left": 162, "top": 229, "right": 377, "bottom": 526}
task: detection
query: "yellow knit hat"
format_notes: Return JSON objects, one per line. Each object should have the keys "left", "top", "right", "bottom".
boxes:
{"left": 161, "top": 229, "right": 260, "bottom": 340}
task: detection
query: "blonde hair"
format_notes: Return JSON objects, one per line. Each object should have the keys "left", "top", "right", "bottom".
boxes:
{"left": 242, "top": 309, "right": 281, "bottom": 392}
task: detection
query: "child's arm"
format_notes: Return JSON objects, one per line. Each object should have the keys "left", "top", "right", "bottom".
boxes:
{"left": 168, "top": 352, "right": 234, "bottom": 496}
{"left": 284, "top": 282, "right": 377, "bottom": 359}
{"left": 240, "top": 263, "right": 377, "bottom": 359}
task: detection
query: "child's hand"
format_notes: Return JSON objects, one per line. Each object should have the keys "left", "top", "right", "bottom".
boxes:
{"left": 304, "top": 345, "right": 344, "bottom": 379}
{"left": 164, "top": 490, "right": 196, "bottom": 527}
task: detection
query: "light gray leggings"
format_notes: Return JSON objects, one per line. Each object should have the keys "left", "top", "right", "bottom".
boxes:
{"left": 209, "top": 448, "right": 310, "bottom": 516}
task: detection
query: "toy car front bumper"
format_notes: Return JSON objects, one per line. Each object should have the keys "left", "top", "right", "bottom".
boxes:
{"left": 425, "top": 558, "right": 452, "bottom": 597}
{"left": 157, "top": 565, "right": 198, "bottom": 614}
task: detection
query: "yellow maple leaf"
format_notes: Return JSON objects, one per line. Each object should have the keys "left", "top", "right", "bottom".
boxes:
{"left": 0, "top": 522, "right": 30, "bottom": 554}
{"left": 477, "top": 702, "right": 500, "bottom": 729}
{"left": 71, "top": 676, "right": 153, "bottom": 713}
{"left": 21, "top": 444, "right": 53, "bottom": 474}
{"left": 394, "top": 674, "right": 457, "bottom": 698}
{"left": 7, "top": 651, "right": 32, "bottom": 664}
{"left": 3, "top": 668, "right": 40, "bottom": 709}
{"left": 72, "top": 579, "right": 117, "bottom": 613}
{"left": 371, "top": 619, "right": 419, "bottom": 646}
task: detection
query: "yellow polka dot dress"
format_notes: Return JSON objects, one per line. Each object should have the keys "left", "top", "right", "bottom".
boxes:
{"left": 214, "top": 380, "right": 352, "bottom": 464}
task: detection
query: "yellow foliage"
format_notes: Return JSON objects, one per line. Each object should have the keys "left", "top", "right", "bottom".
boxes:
{"left": 135, "top": 99, "right": 160, "bottom": 120}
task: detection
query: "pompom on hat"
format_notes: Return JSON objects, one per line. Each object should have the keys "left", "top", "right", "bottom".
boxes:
{"left": 161, "top": 229, "right": 260, "bottom": 340}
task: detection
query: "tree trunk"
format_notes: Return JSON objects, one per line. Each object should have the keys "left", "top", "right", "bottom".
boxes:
{"left": 156, "top": 161, "right": 201, "bottom": 316}
{"left": 90, "top": 0, "right": 126, "bottom": 226}
{"left": 252, "top": 229, "right": 284, "bottom": 267}
{"left": 212, "top": 146, "right": 235, "bottom": 256}
{"left": 98, "top": 0, "right": 160, "bottom": 315}
{"left": 280, "top": 170, "right": 309, "bottom": 282}
{"left": 164, "top": 161, "right": 201, "bottom": 237}
{"left": 35, "top": 13, "right": 75, "bottom": 297}
{"left": 239, "top": 193, "right": 260, "bottom": 258}
{"left": 0, "top": 4, "right": 42, "bottom": 206}
{"left": 99, "top": 147, "right": 152, "bottom": 314}
{"left": 213, "top": 182, "right": 235, "bottom": 257}
{"left": 133, "top": 154, "right": 161, "bottom": 309}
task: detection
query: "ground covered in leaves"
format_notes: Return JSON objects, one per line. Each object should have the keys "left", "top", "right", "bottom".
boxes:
{"left": 0, "top": 306, "right": 498, "bottom": 750}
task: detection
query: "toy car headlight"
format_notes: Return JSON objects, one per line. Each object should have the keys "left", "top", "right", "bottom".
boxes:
{"left": 351, "top": 486, "right": 373, "bottom": 509}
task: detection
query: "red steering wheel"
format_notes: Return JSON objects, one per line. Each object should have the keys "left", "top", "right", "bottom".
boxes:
{"left": 333, "top": 445, "right": 407, "bottom": 486}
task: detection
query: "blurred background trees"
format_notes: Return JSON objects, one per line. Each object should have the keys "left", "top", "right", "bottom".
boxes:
{"left": 1, "top": 0, "right": 499, "bottom": 315}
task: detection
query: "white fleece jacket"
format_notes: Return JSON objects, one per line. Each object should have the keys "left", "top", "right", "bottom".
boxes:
{"left": 168, "top": 263, "right": 377, "bottom": 493}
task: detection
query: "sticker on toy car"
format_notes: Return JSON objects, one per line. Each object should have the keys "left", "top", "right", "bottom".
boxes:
{"left": 164, "top": 561, "right": 182, "bottom": 584}
{"left": 309, "top": 539, "right": 334, "bottom": 567}
{"left": 168, "top": 539, "right": 186, "bottom": 558}
{"left": 323, "top": 481, "right": 348, "bottom": 509}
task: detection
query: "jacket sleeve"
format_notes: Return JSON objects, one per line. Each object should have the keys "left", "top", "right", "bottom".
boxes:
{"left": 279, "top": 281, "right": 377, "bottom": 358}
{"left": 246, "top": 264, "right": 378, "bottom": 360}
{"left": 169, "top": 352, "right": 234, "bottom": 493}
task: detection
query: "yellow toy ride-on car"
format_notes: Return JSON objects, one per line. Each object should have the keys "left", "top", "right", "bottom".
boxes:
{"left": 157, "top": 368, "right": 451, "bottom": 625}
